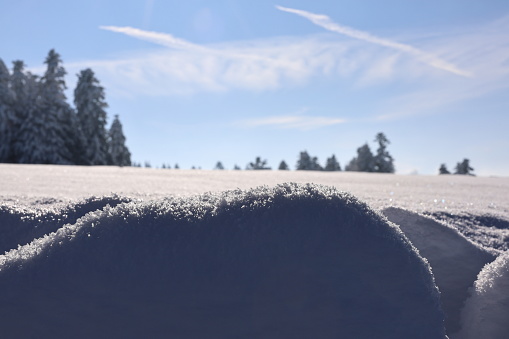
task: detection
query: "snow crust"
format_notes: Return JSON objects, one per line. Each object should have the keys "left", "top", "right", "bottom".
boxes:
{"left": 0, "top": 183, "right": 445, "bottom": 338}
{"left": 1, "top": 164, "right": 508, "bottom": 220}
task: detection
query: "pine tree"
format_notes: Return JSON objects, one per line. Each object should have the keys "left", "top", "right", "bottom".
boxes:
{"left": 324, "top": 154, "right": 341, "bottom": 171}
{"left": 233, "top": 164, "right": 241, "bottom": 170}
{"left": 345, "top": 143, "right": 374, "bottom": 172}
{"left": 296, "top": 151, "right": 312, "bottom": 170}
{"left": 247, "top": 156, "right": 271, "bottom": 170}
{"left": 109, "top": 115, "right": 131, "bottom": 166}
{"left": 38, "top": 50, "right": 84, "bottom": 164}
{"left": 10, "top": 61, "right": 32, "bottom": 131}
{"left": 278, "top": 160, "right": 289, "bottom": 170}
{"left": 373, "top": 132, "right": 395, "bottom": 173}
{"left": 214, "top": 161, "right": 224, "bottom": 170}
{"left": 296, "top": 151, "right": 323, "bottom": 171}
{"left": 14, "top": 69, "right": 58, "bottom": 164}
{"left": 0, "top": 59, "right": 16, "bottom": 162}
{"left": 454, "top": 159, "right": 474, "bottom": 176}
{"left": 439, "top": 164, "right": 450, "bottom": 175}
{"left": 74, "top": 68, "right": 110, "bottom": 165}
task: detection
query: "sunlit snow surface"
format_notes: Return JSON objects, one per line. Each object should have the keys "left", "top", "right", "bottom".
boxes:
{"left": 1, "top": 164, "right": 508, "bottom": 338}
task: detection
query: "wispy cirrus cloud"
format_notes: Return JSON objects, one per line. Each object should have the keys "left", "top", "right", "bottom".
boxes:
{"left": 62, "top": 12, "right": 508, "bottom": 124}
{"left": 276, "top": 5, "right": 472, "bottom": 77}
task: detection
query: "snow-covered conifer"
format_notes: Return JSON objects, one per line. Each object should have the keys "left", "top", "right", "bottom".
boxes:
{"left": 0, "top": 59, "right": 16, "bottom": 162}
{"left": 11, "top": 61, "right": 63, "bottom": 164}
{"left": 345, "top": 144, "right": 374, "bottom": 172}
{"left": 38, "top": 50, "right": 84, "bottom": 164}
{"left": 109, "top": 115, "right": 131, "bottom": 166}
{"left": 74, "top": 68, "right": 110, "bottom": 165}
{"left": 373, "top": 133, "right": 395, "bottom": 173}
{"left": 324, "top": 154, "right": 341, "bottom": 171}
{"left": 10, "top": 60, "right": 31, "bottom": 123}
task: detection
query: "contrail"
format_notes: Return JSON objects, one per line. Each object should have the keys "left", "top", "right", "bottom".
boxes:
{"left": 100, "top": 26, "right": 209, "bottom": 52}
{"left": 276, "top": 5, "right": 472, "bottom": 77}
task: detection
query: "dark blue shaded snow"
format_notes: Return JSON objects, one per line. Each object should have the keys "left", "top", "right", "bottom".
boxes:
{"left": 0, "top": 183, "right": 445, "bottom": 338}
{"left": 383, "top": 207, "right": 496, "bottom": 336}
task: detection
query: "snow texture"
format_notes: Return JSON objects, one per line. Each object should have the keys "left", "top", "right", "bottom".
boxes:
{"left": 383, "top": 207, "right": 496, "bottom": 336}
{"left": 457, "top": 250, "right": 509, "bottom": 339}
{"left": 0, "top": 195, "right": 131, "bottom": 254}
{"left": 0, "top": 183, "right": 445, "bottom": 339}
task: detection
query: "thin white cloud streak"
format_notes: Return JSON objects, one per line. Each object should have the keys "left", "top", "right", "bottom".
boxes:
{"left": 100, "top": 26, "right": 209, "bottom": 52}
{"left": 275, "top": 5, "right": 472, "bottom": 77}
{"left": 238, "top": 115, "right": 346, "bottom": 130}
{"left": 373, "top": 15, "right": 509, "bottom": 120}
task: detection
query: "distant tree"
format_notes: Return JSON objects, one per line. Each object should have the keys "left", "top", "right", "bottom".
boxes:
{"left": 144, "top": 161, "right": 151, "bottom": 168}
{"left": 278, "top": 160, "right": 289, "bottom": 170}
{"left": 296, "top": 151, "right": 322, "bottom": 171}
{"left": 233, "top": 164, "right": 241, "bottom": 170}
{"left": 74, "top": 68, "right": 110, "bottom": 165}
{"left": 109, "top": 115, "right": 131, "bottom": 166}
{"left": 214, "top": 161, "right": 225, "bottom": 170}
{"left": 0, "top": 59, "right": 16, "bottom": 162}
{"left": 174, "top": 163, "right": 179, "bottom": 169}
{"left": 247, "top": 156, "right": 271, "bottom": 170}
{"left": 324, "top": 154, "right": 341, "bottom": 171}
{"left": 439, "top": 164, "right": 450, "bottom": 175}
{"left": 454, "top": 159, "right": 475, "bottom": 176}
{"left": 373, "top": 133, "right": 395, "bottom": 173}
{"left": 345, "top": 143, "right": 374, "bottom": 172}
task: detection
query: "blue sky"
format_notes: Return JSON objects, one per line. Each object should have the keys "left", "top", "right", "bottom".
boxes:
{"left": 1, "top": 0, "right": 508, "bottom": 175}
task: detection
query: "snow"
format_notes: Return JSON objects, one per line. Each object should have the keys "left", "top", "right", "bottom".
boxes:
{"left": 0, "top": 164, "right": 508, "bottom": 338}
{"left": 383, "top": 207, "right": 496, "bottom": 335}
{"left": 457, "top": 251, "right": 509, "bottom": 339}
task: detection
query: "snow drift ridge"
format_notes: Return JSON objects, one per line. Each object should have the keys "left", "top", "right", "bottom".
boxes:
{"left": 0, "top": 183, "right": 445, "bottom": 338}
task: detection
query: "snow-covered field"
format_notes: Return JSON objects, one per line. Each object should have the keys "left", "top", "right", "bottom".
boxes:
{"left": 1, "top": 164, "right": 508, "bottom": 338}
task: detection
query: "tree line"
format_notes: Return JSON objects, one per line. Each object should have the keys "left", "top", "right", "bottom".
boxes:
{"left": 439, "top": 159, "right": 475, "bottom": 176}
{"left": 210, "top": 132, "right": 396, "bottom": 173}
{"left": 0, "top": 50, "right": 131, "bottom": 166}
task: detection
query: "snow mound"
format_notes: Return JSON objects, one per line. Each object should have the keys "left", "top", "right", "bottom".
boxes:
{"left": 383, "top": 207, "right": 495, "bottom": 336}
{"left": 0, "top": 183, "right": 445, "bottom": 339}
{"left": 457, "top": 250, "right": 509, "bottom": 339}
{"left": 0, "top": 194, "right": 131, "bottom": 254}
